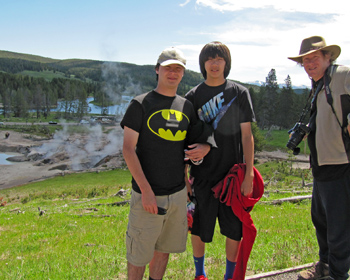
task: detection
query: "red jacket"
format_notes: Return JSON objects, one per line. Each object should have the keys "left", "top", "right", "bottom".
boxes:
{"left": 212, "top": 163, "right": 264, "bottom": 280}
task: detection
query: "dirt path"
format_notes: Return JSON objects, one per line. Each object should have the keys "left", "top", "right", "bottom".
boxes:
{"left": 255, "top": 150, "right": 310, "bottom": 169}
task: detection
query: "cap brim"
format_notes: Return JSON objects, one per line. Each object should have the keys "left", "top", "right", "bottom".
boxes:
{"left": 160, "top": 59, "right": 186, "bottom": 69}
{"left": 288, "top": 45, "right": 341, "bottom": 63}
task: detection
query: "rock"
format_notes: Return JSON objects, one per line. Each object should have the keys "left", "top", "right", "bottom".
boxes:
{"left": 6, "top": 155, "right": 29, "bottom": 162}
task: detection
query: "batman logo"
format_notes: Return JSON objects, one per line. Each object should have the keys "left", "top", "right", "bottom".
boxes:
{"left": 147, "top": 109, "right": 189, "bottom": 141}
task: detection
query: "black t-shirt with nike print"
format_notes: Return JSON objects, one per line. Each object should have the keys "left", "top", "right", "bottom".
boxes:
{"left": 185, "top": 80, "right": 255, "bottom": 182}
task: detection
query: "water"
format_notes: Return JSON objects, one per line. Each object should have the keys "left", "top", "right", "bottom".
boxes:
{"left": 0, "top": 153, "right": 18, "bottom": 165}
{"left": 0, "top": 96, "right": 132, "bottom": 116}
{"left": 54, "top": 96, "right": 132, "bottom": 116}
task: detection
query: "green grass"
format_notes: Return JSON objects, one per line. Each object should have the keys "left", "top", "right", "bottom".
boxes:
{"left": 0, "top": 127, "right": 316, "bottom": 278}
{"left": 249, "top": 202, "right": 316, "bottom": 273}
{"left": 20, "top": 70, "right": 69, "bottom": 81}
{"left": 0, "top": 118, "right": 111, "bottom": 137}
{"left": 261, "top": 129, "right": 310, "bottom": 154}
{"left": 0, "top": 161, "right": 317, "bottom": 279}
{"left": 0, "top": 114, "right": 75, "bottom": 124}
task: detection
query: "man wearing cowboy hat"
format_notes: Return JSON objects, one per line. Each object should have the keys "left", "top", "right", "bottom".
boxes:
{"left": 289, "top": 36, "right": 350, "bottom": 280}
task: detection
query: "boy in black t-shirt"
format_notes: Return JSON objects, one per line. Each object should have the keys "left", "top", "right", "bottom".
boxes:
{"left": 121, "top": 47, "right": 215, "bottom": 280}
{"left": 185, "top": 41, "right": 256, "bottom": 280}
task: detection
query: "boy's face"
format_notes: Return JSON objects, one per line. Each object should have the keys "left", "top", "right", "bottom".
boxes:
{"left": 204, "top": 55, "right": 226, "bottom": 79}
{"left": 156, "top": 64, "right": 185, "bottom": 89}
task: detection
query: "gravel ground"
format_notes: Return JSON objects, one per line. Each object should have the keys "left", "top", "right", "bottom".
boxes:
{"left": 248, "top": 271, "right": 300, "bottom": 280}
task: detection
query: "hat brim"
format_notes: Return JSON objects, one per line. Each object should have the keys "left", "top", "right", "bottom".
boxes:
{"left": 160, "top": 59, "right": 186, "bottom": 69}
{"left": 288, "top": 45, "right": 341, "bottom": 63}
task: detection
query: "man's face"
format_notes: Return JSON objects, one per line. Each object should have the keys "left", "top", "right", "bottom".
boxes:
{"left": 204, "top": 55, "right": 226, "bottom": 79}
{"left": 302, "top": 50, "right": 331, "bottom": 81}
{"left": 156, "top": 64, "right": 185, "bottom": 88}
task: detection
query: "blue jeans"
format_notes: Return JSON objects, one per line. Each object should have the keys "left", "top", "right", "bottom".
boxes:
{"left": 312, "top": 173, "right": 350, "bottom": 280}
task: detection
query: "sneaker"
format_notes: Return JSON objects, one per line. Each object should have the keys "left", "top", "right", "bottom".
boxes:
{"left": 298, "top": 261, "right": 329, "bottom": 280}
{"left": 194, "top": 276, "right": 208, "bottom": 280}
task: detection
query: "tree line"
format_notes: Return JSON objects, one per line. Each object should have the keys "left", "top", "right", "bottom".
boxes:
{"left": 0, "top": 55, "right": 309, "bottom": 130}
{"left": 0, "top": 57, "right": 205, "bottom": 120}
{"left": 249, "top": 69, "right": 310, "bottom": 130}
{"left": 0, "top": 72, "right": 97, "bottom": 119}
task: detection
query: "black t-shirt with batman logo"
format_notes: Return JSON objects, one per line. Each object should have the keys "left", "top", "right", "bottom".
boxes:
{"left": 121, "top": 90, "right": 214, "bottom": 195}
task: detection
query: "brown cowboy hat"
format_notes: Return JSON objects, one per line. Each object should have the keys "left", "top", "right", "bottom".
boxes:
{"left": 288, "top": 36, "right": 341, "bottom": 63}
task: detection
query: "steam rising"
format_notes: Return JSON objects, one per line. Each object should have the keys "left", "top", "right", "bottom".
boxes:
{"left": 33, "top": 62, "right": 143, "bottom": 171}
{"left": 35, "top": 122, "right": 123, "bottom": 171}
{"left": 101, "top": 62, "right": 142, "bottom": 116}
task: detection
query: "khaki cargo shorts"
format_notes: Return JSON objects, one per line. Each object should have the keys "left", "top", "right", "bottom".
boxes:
{"left": 126, "top": 187, "right": 188, "bottom": 267}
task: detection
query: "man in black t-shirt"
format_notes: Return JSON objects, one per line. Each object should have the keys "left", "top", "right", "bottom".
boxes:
{"left": 185, "top": 42, "right": 256, "bottom": 280}
{"left": 121, "top": 47, "right": 215, "bottom": 280}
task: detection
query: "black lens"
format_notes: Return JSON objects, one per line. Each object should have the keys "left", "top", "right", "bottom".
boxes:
{"left": 293, "top": 147, "right": 301, "bottom": 155}
{"left": 286, "top": 130, "right": 305, "bottom": 150}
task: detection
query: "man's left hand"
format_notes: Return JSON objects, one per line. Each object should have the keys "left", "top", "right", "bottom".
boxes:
{"left": 184, "top": 143, "right": 210, "bottom": 161}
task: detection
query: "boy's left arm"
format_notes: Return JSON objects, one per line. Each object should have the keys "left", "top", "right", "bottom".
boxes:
{"left": 240, "top": 122, "right": 255, "bottom": 197}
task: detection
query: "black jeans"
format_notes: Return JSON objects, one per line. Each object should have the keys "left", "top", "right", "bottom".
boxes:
{"left": 312, "top": 173, "right": 350, "bottom": 280}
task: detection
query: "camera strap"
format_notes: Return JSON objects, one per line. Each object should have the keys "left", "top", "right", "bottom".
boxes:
{"left": 297, "top": 80, "right": 323, "bottom": 124}
{"left": 323, "top": 66, "right": 350, "bottom": 160}
{"left": 297, "top": 66, "right": 341, "bottom": 127}
{"left": 323, "top": 67, "right": 344, "bottom": 129}
{"left": 310, "top": 81, "right": 324, "bottom": 110}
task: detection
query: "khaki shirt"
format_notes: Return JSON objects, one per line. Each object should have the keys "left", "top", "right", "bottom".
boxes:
{"left": 315, "top": 65, "right": 350, "bottom": 165}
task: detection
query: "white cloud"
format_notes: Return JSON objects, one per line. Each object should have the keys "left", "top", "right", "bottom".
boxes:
{"left": 195, "top": 0, "right": 347, "bottom": 14}
{"left": 180, "top": 0, "right": 191, "bottom": 7}
{"left": 177, "top": 0, "right": 349, "bottom": 86}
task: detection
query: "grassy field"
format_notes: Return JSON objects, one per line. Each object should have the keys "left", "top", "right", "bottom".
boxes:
{"left": 0, "top": 151, "right": 317, "bottom": 279}
{"left": 261, "top": 129, "right": 310, "bottom": 155}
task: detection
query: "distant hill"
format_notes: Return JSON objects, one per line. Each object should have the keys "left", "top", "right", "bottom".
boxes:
{"left": 0, "top": 49, "right": 259, "bottom": 95}
{"left": 0, "top": 50, "right": 310, "bottom": 130}
{"left": 0, "top": 50, "right": 60, "bottom": 63}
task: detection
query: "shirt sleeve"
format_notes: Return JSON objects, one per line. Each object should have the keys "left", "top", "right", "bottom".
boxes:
{"left": 120, "top": 99, "right": 143, "bottom": 132}
{"left": 239, "top": 88, "right": 256, "bottom": 123}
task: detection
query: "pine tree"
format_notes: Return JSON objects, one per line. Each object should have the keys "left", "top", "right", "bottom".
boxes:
{"left": 278, "top": 75, "right": 295, "bottom": 128}
{"left": 259, "top": 69, "right": 279, "bottom": 128}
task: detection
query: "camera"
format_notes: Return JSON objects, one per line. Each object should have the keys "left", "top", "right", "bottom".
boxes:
{"left": 286, "top": 122, "right": 311, "bottom": 155}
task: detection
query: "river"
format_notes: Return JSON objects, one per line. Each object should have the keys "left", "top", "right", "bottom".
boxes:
{"left": 0, "top": 96, "right": 132, "bottom": 116}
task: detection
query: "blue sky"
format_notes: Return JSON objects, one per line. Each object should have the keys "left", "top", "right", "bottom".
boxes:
{"left": 1, "top": 0, "right": 349, "bottom": 87}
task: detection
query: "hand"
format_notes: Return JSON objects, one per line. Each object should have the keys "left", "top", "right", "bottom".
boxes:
{"left": 185, "top": 143, "right": 210, "bottom": 161}
{"left": 240, "top": 176, "right": 254, "bottom": 198}
{"left": 141, "top": 189, "right": 158, "bottom": 214}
